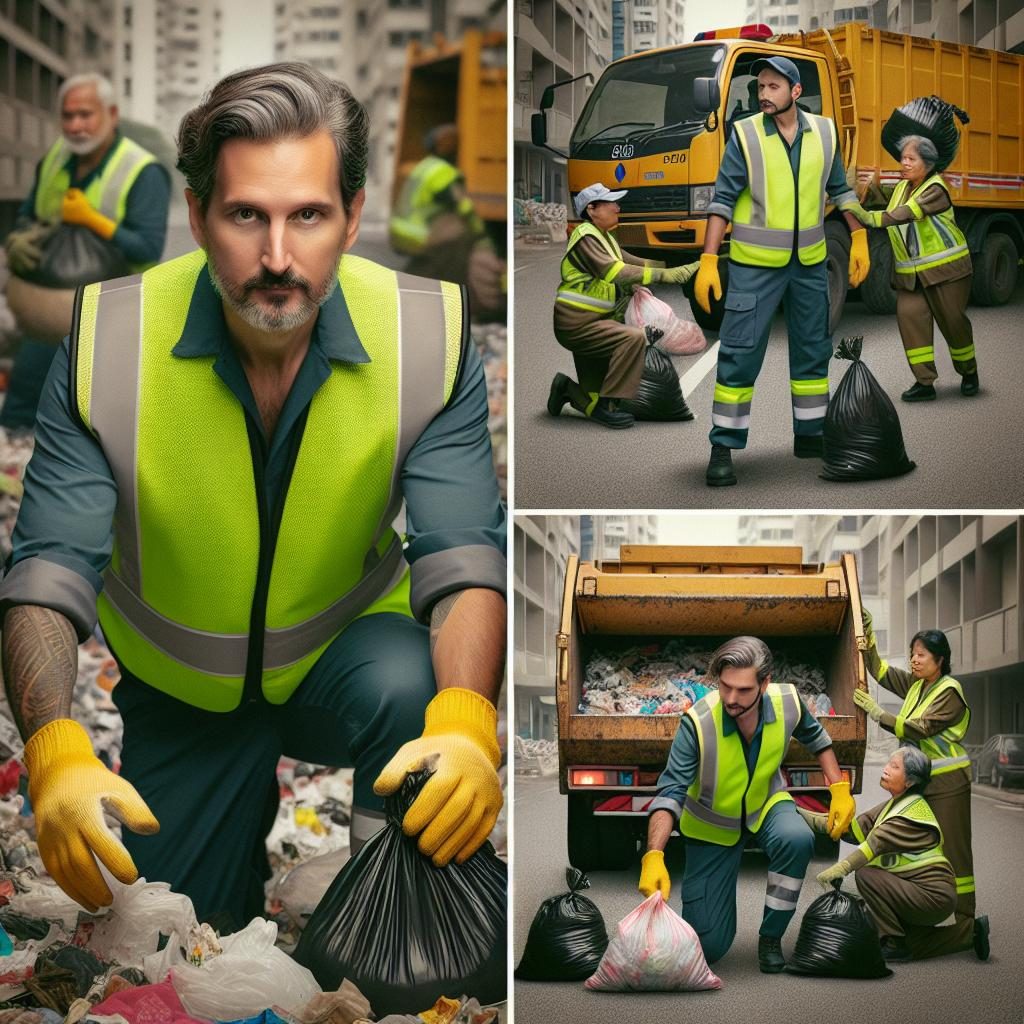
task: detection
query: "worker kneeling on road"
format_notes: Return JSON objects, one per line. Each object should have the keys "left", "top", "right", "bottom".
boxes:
{"left": 801, "top": 745, "right": 989, "bottom": 962}
{"left": 548, "top": 183, "right": 698, "bottom": 429}
{"left": 639, "top": 636, "right": 856, "bottom": 973}
{"left": 0, "top": 63, "right": 507, "bottom": 933}
{"left": 695, "top": 56, "right": 868, "bottom": 486}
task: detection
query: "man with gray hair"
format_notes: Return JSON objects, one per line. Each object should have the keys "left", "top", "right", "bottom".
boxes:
{"left": 1, "top": 72, "right": 170, "bottom": 428}
{"left": 638, "top": 635, "right": 856, "bottom": 973}
{"left": 0, "top": 63, "right": 506, "bottom": 932}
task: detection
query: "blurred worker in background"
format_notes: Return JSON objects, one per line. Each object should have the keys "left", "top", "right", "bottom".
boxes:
{"left": 1, "top": 73, "right": 170, "bottom": 430}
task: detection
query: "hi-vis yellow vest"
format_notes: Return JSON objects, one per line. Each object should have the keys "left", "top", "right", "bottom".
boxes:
{"left": 730, "top": 113, "right": 836, "bottom": 267}
{"left": 885, "top": 174, "right": 970, "bottom": 277}
{"left": 680, "top": 682, "right": 803, "bottom": 845}
{"left": 896, "top": 675, "right": 971, "bottom": 776}
{"left": 389, "top": 154, "right": 473, "bottom": 255}
{"left": 557, "top": 222, "right": 629, "bottom": 314}
{"left": 34, "top": 135, "right": 159, "bottom": 273}
{"left": 72, "top": 249, "right": 464, "bottom": 711}
{"left": 855, "top": 793, "right": 951, "bottom": 875}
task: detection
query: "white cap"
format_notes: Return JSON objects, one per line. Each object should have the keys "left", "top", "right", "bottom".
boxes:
{"left": 573, "top": 182, "right": 628, "bottom": 218}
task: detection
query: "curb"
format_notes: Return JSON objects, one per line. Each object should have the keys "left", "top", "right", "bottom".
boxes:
{"left": 971, "top": 781, "right": 1024, "bottom": 807}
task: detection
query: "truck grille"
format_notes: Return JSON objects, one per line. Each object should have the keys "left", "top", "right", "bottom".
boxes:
{"left": 617, "top": 185, "right": 689, "bottom": 215}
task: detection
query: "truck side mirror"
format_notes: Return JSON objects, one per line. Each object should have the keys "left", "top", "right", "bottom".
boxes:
{"left": 693, "top": 77, "right": 721, "bottom": 114}
{"left": 539, "top": 85, "right": 556, "bottom": 112}
{"left": 531, "top": 112, "right": 548, "bottom": 147}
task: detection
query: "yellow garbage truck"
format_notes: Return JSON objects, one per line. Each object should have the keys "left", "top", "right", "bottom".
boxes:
{"left": 554, "top": 544, "right": 869, "bottom": 871}
{"left": 531, "top": 22, "right": 1024, "bottom": 330}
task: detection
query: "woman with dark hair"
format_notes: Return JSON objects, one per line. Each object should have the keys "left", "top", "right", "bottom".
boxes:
{"left": 800, "top": 746, "right": 970, "bottom": 962}
{"left": 853, "top": 612, "right": 988, "bottom": 961}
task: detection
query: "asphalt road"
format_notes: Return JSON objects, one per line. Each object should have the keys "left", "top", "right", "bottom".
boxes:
{"left": 513, "top": 243, "right": 1024, "bottom": 509}
{"left": 512, "top": 754, "right": 1024, "bottom": 1024}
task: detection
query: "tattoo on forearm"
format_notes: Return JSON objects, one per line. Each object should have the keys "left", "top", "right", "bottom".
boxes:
{"left": 429, "top": 592, "right": 463, "bottom": 656}
{"left": 2, "top": 606, "right": 77, "bottom": 740}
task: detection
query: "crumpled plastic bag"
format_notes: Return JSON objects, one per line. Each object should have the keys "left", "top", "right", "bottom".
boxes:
{"left": 881, "top": 95, "right": 968, "bottom": 174}
{"left": 584, "top": 892, "right": 722, "bottom": 992}
{"left": 626, "top": 287, "right": 707, "bottom": 356}
{"left": 283, "top": 978, "right": 371, "bottom": 1024}
{"left": 619, "top": 341, "right": 694, "bottom": 422}
{"left": 515, "top": 867, "right": 609, "bottom": 981}
{"left": 18, "top": 223, "right": 128, "bottom": 290}
{"left": 89, "top": 979, "right": 210, "bottom": 1024}
{"left": 169, "top": 918, "right": 321, "bottom": 1018}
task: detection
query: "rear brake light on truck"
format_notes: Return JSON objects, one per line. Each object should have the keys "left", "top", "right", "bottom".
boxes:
{"left": 571, "top": 768, "right": 636, "bottom": 787}
{"left": 999, "top": 753, "right": 1009, "bottom": 764}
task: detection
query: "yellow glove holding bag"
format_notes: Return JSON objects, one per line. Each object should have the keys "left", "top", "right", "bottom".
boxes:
{"left": 826, "top": 779, "right": 856, "bottom": 840}
{"left": 61, "top": 189, "right": 117, "bottom": 240}
{"left": 23, "top": 719, "right": 159, "bottom": 912}
{"left": 638, "top": 849, "right": 671, "bottom": 901}
{"left": 374, "top": 687, "right": 502, "bottom": 867}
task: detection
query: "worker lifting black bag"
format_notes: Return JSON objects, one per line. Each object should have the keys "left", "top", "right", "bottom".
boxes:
{"left": 515, "top": 867, "right": 610, "bottom": 982}
{"left": 619, "top": 338, "right": 694, "bottom": 422}
{"left": 20, "top": 223, "right": 129, "bottom": 290}
{"left": 821, "top": 336, "right": 916, "bottom": 481}
{"left": 786, "top": 883, "right": 892, "bottom": 979}
{"left": 293, "top": 769, "right": 506, "bottom": 1017}
{"left": 881, "top": 95, "right": 969, "bottom": 174}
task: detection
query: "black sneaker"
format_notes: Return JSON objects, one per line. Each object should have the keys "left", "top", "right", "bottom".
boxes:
{"left": 880, "top": 936, "right": 912, "bottom": 962}
{"left": 794, "top": 434, "right": 823, "bottom": 459}
{"left": 645, "top": 324, "right": 664, "bottom": 346}
{"left": 757, "top": 935, "right": 786, "bottom": 973}
{"left": 547, "top": 373, "right": 571, "bottom": 417}
{"left": 961, "top": 372, "right": 980, "bottom": 397}
{"left": 901, "top": 382, "right": 936, "bottom": 402}
{"left": 973, "top": 914, "right": 990, "bottom": 961}
{"left": 589, "top": 397, "right": 635, "bottom": 429}
{"left": 706, "top": 444, "right": 737, "bottom": 487}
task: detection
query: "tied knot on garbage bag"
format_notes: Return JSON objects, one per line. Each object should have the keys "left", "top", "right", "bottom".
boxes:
{"left": 619, "top": 337, "right": 695, "bottom": 423}
{"left": 293, "top": 769, "right": 506, "bottom": 1018}
{"left": 881, "top": 95, "right": 969, "bottom": 174}
{"left": 515, "top": 867, "right": 609, "bottom": 982}
{"left": 821, "top": 336, "right": 916, "bottom": 482}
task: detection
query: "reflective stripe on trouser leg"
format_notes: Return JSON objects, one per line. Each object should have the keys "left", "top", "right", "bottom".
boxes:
{"left": 923, "top": 275, "right": 977, "bottom": 376}
{"left": 756, "top": 800, "right": 814, "bottom": 938}
{"left": 711, "top": 383, "right": 754, "bottom": 436}
{"left": 782, "top": 260, "right": 832, "bottom": 437}
{"left": 765, "top": 869, "right": 803, "bottom": 912}
{"left": 350, "top": 806, "right": 388, "bottom": 854}
{"left": 790, "top": 378, "right": 829, "bottom": 435}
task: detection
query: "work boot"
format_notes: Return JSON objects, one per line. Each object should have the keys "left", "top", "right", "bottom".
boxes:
{"left": 973, "top": 914, "right": 990, "bottom": 961}
{"left": 961, "top": 372, "right": 980, "bottom": 396}
{"left": 644, "top": 324, "right": 664, "bottom": 346}
{"left": 793, "top": 434, "right": 823, "bottom": 459}
{"left": 706, "top": 444, "right": 737, "bottom": 487}
{"left": 757, "top": 935, "right": 786, "bottom": 973}
{"left": 880, "top": 936, "right": 912, "bottom": 962}
{"left": 901, "top": 382, "right": 936, "bottom": 402}
{"left": 588, "top": 397, "right": 634, "bottom": 429}
{"left": 547, "top": 373, "right": 571, "bottom": 417}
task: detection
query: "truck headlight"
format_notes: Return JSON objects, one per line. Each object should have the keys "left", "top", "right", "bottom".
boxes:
{"left": 691, "top": 185, "right": 714, "bottom": 212}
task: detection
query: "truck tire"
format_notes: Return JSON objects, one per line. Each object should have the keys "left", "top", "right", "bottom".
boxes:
{"left": 567, "top": 793, "right": 637, "bottom": 871}
{"left": 685, "top": 257, "right": 729, "bottom": 331}
{"left": 971, "top": 232, "right": 1018, "bottom": 306}
{"left": 824, "top": 221, "right": 850, "bottom": 334}
{"left": 859, "top": 231, "right": 897, "bottom": 315}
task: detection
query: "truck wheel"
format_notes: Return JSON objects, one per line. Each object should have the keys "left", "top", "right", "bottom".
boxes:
{"left": 859, "top": 232, "right": 897, "bottom": 315}
{"left": 825, "top": 221, "right": 850, "bottom": 335}
{"left": 685, "top": 258, "right": 729, "bottom": 331}
{"left": 971, "top": 232, "right": 1019, "bottom": 306}
{"left": 567, "top": 794, "right": 637, "bottom": 871}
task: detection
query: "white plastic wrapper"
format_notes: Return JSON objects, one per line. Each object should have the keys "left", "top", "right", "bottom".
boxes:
{"left": 584, "top": 893, "right": 723, "bottom": 992}
{"left": 625, "top": 287, "right": 707, "bottom": 356}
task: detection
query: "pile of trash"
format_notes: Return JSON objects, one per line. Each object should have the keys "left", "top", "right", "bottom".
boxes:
{"left": 513, "top": 200, "right": 567, "bottom": 226}
{"left": 0, "top": 429, "right": 33, "bottom": 564}
{"left": 579, "top": 640, "right": 832, "bottom": 717}
{"left": 512, "top": 737, "right": 558, "bottom": 778}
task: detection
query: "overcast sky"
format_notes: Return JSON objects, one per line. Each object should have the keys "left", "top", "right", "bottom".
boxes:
{"left": 656, "top": 515, "right": 741, "bottom": 545}
{"left": 684, "top": 0, "right": 748, "bottom": 42}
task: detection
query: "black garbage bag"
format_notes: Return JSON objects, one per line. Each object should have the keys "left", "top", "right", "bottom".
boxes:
{"left": 786, "top": 883, "right": 892, "bottom": 979}
{"left": 293, "top": 769, "right": 506, "bottom": 1017}
{"left": 821, "top": 336, "right": 916, "bottom": 481}
{"left": 515, "top": 867, "right": 609, "bottom": 981}
{"left": 881, "top": 95, "right": 969, "bottom": 174}
{"left": 619, "top": 340, "right": 694, "bottom": 421}
{"left": 21, "top": 223, "right": 129, "bottom": 289}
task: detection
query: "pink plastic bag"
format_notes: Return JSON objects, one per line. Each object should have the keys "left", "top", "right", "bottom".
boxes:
{"left": 625, "top": 287, "right": 707, "bottom": 356}
{"left": 91, "top": 980, "right": 209, "bottom": 1024}
{"left": 584, "top": 893, "right": 722, "bottom": 992}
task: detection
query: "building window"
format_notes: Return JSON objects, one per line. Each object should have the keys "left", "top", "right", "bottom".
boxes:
{"left": 124, "top": 76, "right": 132, "bottom": 98}
{"left": 124, "top": 42, "right": 132, "bottom": 62}
{"left": 124, "top": 4, "right": 133, "bottom": 27}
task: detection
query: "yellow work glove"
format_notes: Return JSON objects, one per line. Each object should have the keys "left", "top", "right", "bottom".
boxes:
{"left": 694, "top": 253, "right": 722, "bottom": 314}
{"left": 816, "top": 859, "right": 851, "bottom": 890}
{"left": 373, "top": 687, "right": 502, "bottom": 867}
{"left": 61, "top": 188, "right": 117, "bottom": 240}
{"left": 23, "top": 719, "right": 160, "bottom": 912}
{"left": 638, "top": 849, "right": 671, "bottom": 901}
{"left": 658, "top": 261, "right": 700, "bottom": 285}
{"left": 4, "top": 223, "right": 49, "bottom": 276}
{"left": 854, "top": 687, "right": 886, "bottom": 723}
{"left": 826, "top": 780, "right": 856, "bottom": 841}
{"left": 848, "top": 227, "right": 870, "bottom": 288}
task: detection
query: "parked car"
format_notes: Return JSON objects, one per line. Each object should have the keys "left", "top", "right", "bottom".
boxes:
{"left": 972, "top": 734, "right": 1024, "bottom": 789}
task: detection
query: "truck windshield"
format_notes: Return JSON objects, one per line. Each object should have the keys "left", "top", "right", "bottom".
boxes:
{"left": 571, "top": 45, "right": 725, "bottom": 158}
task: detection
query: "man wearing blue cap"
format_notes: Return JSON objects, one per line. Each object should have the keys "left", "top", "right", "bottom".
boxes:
{"left": 695, "top": 55, "right": 870, "bottom": 486}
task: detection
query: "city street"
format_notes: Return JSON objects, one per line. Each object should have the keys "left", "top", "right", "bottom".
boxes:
{"left": 512, "top": 755, "right": 1024, "bottom": 1023}
{"left": 513, "top": 243, "right": 1024, "bottom": 509}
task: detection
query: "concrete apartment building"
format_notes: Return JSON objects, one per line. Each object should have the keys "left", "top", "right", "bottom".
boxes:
{"left": 629, "top": 0, "right": 688, "bottom": 53}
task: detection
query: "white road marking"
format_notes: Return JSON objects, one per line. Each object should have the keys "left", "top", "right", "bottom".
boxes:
{"left": 678, "top": 339, "right": 721, "bottom": 398}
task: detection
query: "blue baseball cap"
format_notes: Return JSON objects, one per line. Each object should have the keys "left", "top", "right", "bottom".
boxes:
{"left": 750, "top": 55, "right": 801, "bottom": 86}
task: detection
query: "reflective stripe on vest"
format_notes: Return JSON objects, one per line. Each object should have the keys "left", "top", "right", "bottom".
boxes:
{"left": 389, "top": 154, "right": 464, "bottom": 255}
{"left": 34, "top": 136, "right": 159, "bottom": 272}
{"left": 887, "top": 175, "right": 970, "bottom": 275}
{"left": 74, "top": 250, "right": 463, "bottom": 711}
{"left": 730, "top": 113, "right": 835, "bottom": 267}
{"left": 680, "top": 683, "right": 803, "bottom": 845}
{"left": 895, "top": 675, "right": 971, "bottom": 776}
{"left": 557, "top": 222, "right": 625, "bottom": 312}
{"left": 860, "top": 794, "right": 951, "bottom": 874}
